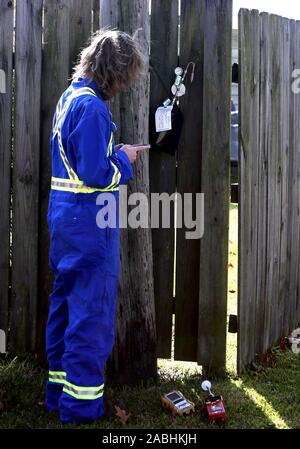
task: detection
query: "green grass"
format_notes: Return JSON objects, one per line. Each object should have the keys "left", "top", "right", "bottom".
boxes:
{"left": 0, "top": 350, "right": 299, "bottom": 429}
{"left": 0, "top": 204, "right": 299, "bottom": 429}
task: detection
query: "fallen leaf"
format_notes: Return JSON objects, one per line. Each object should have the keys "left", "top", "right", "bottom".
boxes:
{"left": 37, "top": 401, "right": 44, "bottom": 407}
{"left": 259, "top": 349, "right": 275, "bottom": 367}
{"left": 228, "top": 262, "right": 234, "bottom": 268}
{"left": 114, "top": 405, "right": 131, "bottom": 425}
{"left": 229, "top": 289, "right": 236, "bottom": 293}
{"left": 0, "top": 401, "right": 5, "bottom": 412}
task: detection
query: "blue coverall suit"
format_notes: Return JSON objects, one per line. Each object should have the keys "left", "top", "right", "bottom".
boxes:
{"left": 45, "top": 77, "right": 133, "bottom": 424}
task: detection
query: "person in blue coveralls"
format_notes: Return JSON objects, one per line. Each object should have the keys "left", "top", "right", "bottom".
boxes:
{"left": 45, "top": 29, "right": 149, "bottom": 425}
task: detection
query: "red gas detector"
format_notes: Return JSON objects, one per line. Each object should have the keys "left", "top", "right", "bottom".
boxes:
{"left": 201, "top": 380, "right": 227, "bottom": 425}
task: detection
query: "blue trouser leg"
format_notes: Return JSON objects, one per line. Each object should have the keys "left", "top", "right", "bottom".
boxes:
{"left": 45, "top": 273, "right": 68, "bottom": 411}
{"left": 58, "top": 268, "right": 118, "bottom": 424}
{"left": 46, "top": 197, "right": 120, "bottom": 424}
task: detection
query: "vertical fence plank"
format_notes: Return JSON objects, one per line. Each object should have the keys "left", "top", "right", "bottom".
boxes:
{"left": 254, "top": 12, "right": 270, "bottom": 356}
{"left": 37, "top": 0, "right": 72, "bottom": 363}
{"left": 292, "top": 20, "right": 300, "bottom": 328}
{"left": 238, "top": 9, "right": 260, "bottom": 369}
{"left": 0, "top": 0, "right": 13, "bottom": 337}
{"left": 265, "top": 15, "right": 282, "bottom": 348}
{"left": 10, "top": 0, "right": 43, "bottom": 352}
{"left": 92, "top": 0, "right": 100, "bottom": 32}
{"left": 197, "top": 0, "right": 232, "bottom": 374}
{"left": 174, "top": 0, "right": 206, "bottom": 362}
{"left": 278, "top": 18, "right": 290, "bottom": 338}
{"left": 101, "top": 0, "right": 157, "bottom": 385}
{"left": 69, "top": 0, "right": 93, "bottom": 76}
{"left": 149, "top": 0, "right": 178, "bottom": 359}
{"left": 287, "top": 20, "right": 300, "bottom": 334}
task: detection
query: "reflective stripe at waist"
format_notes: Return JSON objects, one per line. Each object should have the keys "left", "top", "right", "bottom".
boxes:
{"left": 51, "top": 176, "right": 119, "bottom": 194}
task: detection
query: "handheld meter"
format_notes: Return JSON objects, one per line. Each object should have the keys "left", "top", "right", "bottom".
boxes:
{"left": 161, "top": 390, "right": 195, "bottom": 417}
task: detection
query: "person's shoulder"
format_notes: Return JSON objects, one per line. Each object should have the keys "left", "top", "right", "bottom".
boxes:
{"left": 72, "top": 93, "right": 110, "bottom": 123}
{"left": 75, "top": 92, "right": 108, "bottom": 113}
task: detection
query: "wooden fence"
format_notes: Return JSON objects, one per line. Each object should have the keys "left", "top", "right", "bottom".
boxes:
{"left": 0, "top": 0, "right": 232, "bottom": 380}
{"left": 238, "top": 9, "right": 300, "bottom": 371}
{"left": 150, "top": 0, "right": 232, "bottom": 375}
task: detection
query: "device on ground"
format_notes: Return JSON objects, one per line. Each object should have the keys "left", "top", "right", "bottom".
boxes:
{"left": 161, "top": 390, "right": 195, "bottom": 417}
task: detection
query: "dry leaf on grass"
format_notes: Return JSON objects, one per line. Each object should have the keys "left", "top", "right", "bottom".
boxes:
{"left": 114, "top": 405, "right": 131, "bottom": 425}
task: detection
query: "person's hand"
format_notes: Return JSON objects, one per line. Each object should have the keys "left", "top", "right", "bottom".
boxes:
{"left": 118, "top": 144, "right": 150, "bottom": 164}
{"left": 115, "top": 143, "right": 125, "bottom": 150}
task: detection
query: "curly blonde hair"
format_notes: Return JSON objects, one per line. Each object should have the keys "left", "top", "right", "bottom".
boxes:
{"left": 72, "top": 29, "right": 145, "bottom": 100}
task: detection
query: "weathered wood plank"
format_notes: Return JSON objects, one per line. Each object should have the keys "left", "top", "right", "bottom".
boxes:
{"left": 92, "top": 0, "right": 100, "bottom": 33}
{"left": 238, "top": 9, "right": 260, "bottom": 370}
{"left": 278, "top": 18, "right": 290, "bottom": 339}
{"left": 149, "top": 0, "right": 178, "bottom": 359}
{"left": 0, "top": 0, "right": 13, "bottom": 337}
{"left": 293, "top": 22, "right": 300, "bottom": 328}
{"left": 10, "top": 0, "right": 43, "bottom": 352}
{"left": 69, "top": 0, "right": 93, "bottom": 77}
{"left": 254, "top": 12, "right": 270, "bottom": 356}
{"left": 174, "top": 0, "right": 206, "bottom": 362}
{"left": 37, "top": 0, "right": 72, "bottom": 363}
{"left": 238, "top": 10, "right": 300, "bottom": 370}
{"left": 287, "top": 20, "right": 300, "bottom": 334}
{"left": 197, "top": 0, "right": 232, "bottom": 374}
{"left": 265, "top": 14, "right": 282, "bottom": 348}
{"left": 100, "top": 0, "right": 157, "bottom": 385}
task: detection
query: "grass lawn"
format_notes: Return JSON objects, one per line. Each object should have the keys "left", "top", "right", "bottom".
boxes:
{"left": 0, "top": 204, "right": 299, "bottom": 429}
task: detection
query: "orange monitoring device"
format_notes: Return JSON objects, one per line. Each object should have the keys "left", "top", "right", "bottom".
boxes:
{"left": 161, "top": 390, "right": 195, "bottom": 416}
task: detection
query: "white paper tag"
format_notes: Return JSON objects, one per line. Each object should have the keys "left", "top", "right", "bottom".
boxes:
{"left": 155, "top": 106, "right": 173, "bottom": 132}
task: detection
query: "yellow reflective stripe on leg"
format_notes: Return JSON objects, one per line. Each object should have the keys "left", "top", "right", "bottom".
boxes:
{"left": 49, "top": 370, "right": 66, "bottom": 384}
{"left": 63, "top": 381, "right": 104, "bottom": 400}
{"left": 49, "top": 370, "right": 66, "bottom": 377}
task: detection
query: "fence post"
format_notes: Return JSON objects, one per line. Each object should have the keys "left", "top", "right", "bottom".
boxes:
{"left": 10, "top": 0, "right": 43, "bottom": 352}
{"left": 0, "top": 0, "right": 13, "bottom": 342}
{"left": 174, "top": 0, "right": 206, "bottom": 362}
{"left": 149, "top": 0, "right": 178, "bottom": 359}
{"left": 100, "top": 0, "right": 157, "bottom": 385}
{"left": 197, "top": 0, "right": 232, "bottom": 376}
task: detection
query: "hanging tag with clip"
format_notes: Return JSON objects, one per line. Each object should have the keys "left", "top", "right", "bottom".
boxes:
{"left": 155, "top": 105, "right": 173, "bottom": 132}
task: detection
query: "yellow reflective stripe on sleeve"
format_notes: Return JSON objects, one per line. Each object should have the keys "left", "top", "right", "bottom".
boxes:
{"left": 107, "top": 132, "right": 113, "bottom": 156}
{"left": 104, "top": 162, "right": 121, "bottom": 191}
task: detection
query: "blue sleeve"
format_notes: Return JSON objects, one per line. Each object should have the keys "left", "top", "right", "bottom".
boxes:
{"left": 110, "top": 149, "right": 134, "bottom": 185}
{"left": 69, "top": 101, "right": 133, "bottom": 189}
